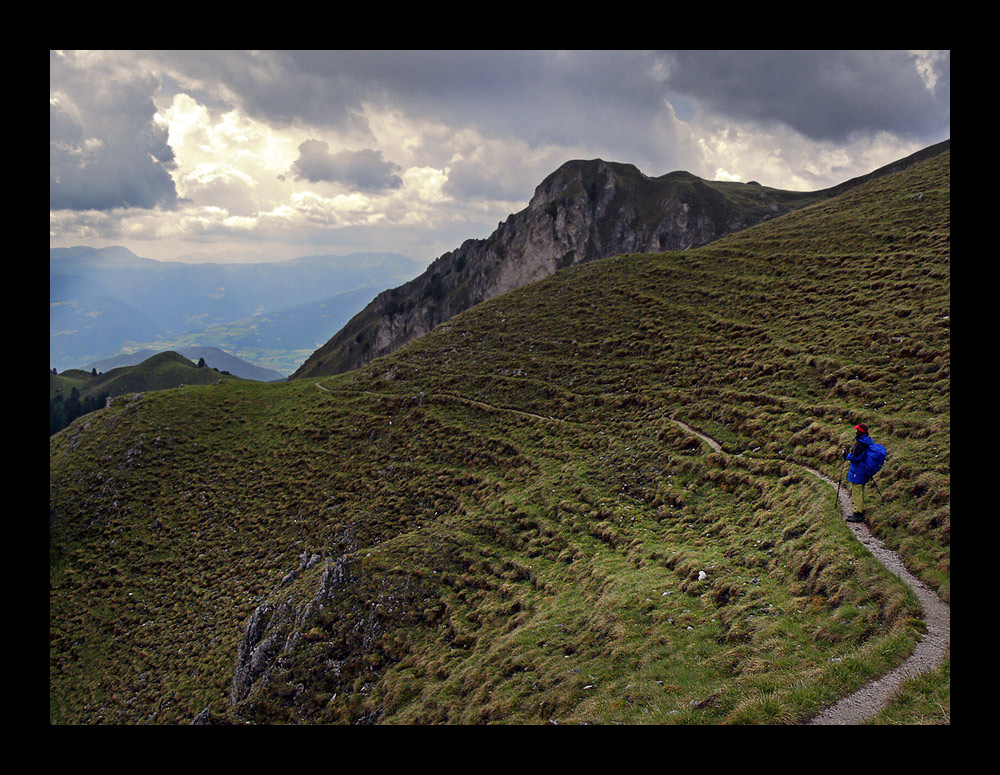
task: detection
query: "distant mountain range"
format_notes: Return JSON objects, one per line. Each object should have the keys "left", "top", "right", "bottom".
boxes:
{"left": 50, "top": 249, "right": 423, "bottom": 375}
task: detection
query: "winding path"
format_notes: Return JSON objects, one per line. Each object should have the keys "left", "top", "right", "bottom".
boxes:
{"left": 312, "top": 383, "right": 949, "bottom": 722}
{"left": 669, "top": 416, "right": 950, "bottom": 724}
{"left": 315, "top": 382, "right": 567, "bottom": 424}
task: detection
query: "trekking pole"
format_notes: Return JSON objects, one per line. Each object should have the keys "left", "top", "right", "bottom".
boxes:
{"left": 869, "top": 475, "right": 883, "bottom": 501}
{"left": 836, "top": 451, "right": 846, "bottom": 503}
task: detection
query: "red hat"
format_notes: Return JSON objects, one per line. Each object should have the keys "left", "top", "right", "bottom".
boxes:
{"left": 854, "top": 423, "right": 868, "bottom": 434}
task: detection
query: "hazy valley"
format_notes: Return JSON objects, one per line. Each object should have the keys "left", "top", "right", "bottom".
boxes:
{"left": 50, "top": 249, "right": 423, "bottom": 376}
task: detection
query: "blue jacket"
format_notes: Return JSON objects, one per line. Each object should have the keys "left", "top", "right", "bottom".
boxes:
{"left": 846, "top": 434, "right": 874, "bottom": 483}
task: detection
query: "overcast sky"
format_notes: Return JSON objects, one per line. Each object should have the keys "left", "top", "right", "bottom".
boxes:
{"left": 50, "top": 50, "right": 950, "bottom": 265}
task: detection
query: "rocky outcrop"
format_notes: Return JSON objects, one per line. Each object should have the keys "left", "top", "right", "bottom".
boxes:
{"left": 228, "top": 552, "right": 356, "bottom": 707}
{"left": 222, "top": 547, "right": 443, "bottom": 724}
{"left": 291, "top": 141, "right": 951, "bottom": 380}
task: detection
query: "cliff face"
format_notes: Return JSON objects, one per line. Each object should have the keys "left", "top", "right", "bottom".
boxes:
{"left": 288, "top": 157, "right": 837, "bottom": 379}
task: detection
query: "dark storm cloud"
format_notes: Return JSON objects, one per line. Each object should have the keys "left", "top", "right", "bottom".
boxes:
{"left": 659, "top": 50, "right": 950, "bottom": 143}
{"left": 301, "top": 50, "right": 673, "bottom": 150}
{"left": 158, "top": 50, "right": 948, "bottom": 176}
{"left": 156, "top": 51, "right": 671, "bottom": 147}
{"left": 442, "top": 159, "right": 517, "bottom": 201}
{"left": 289, "top": 140, "right": 403, "bottom": 191}
{"left": 49, "top": 51, "right": 180, "bottom": 211}
{"left": 182, "top": 50, "right": 948, "bottom": 141}
{"left": 149, "top": 50, "right": 375, "bottom": 134}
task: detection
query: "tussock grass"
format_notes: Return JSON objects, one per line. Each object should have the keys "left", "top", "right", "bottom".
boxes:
{"left": 866, "top": 651, "right": 951, "bottom": 725}
{"left": 50, "top": 151, "right": 948, "bottom": 724}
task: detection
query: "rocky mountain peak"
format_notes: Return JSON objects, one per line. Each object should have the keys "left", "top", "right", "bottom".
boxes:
{"left": 289, "top": 160, "right": 794, "bottom": 380}
{"left": 291, "top": 143, "right": 948, "bottom": 380}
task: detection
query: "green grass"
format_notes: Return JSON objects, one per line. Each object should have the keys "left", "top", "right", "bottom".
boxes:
{"left": 866, "top": 654, "right": 951, "bottom": 725}
{"left": 50, "top": 150, "right": 949, "bottom": 725}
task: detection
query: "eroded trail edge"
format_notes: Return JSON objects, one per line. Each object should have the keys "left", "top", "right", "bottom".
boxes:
{"left": 669, "top": 417, "right": 950, "bottom": 725}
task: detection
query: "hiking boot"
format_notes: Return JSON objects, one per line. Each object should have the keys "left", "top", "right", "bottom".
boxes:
{"left": 846, "top": 511, "right": 865, "bottom": 523}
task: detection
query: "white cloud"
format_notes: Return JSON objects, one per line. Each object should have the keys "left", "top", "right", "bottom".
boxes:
{"left": 713, "top": 168, "right": 743, "bottom": 183}
{"left": 130, "top": 90, "right": 539, "bottom": 257}
{"left": 693, "top": 117, "right": 926, "bottom": 192}
{"left": 291, "top": 191, "right": 381, "bottom": 226}
{"left": 402, "top": 166, "right": 451, "bottom": 205}
{"left": 910, "top": 50, "right": 948, "bottom": 92}
{"left": 157, "top": 93, "right": 299, "bottom": 207}
{"left": 157, "top": 93, "right": 206, "bottom": 150}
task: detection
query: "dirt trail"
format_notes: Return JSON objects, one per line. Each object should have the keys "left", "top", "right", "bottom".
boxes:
{"left": 310, "top": 385, "right": 948, "bottom": 722}
{"left": 315, "top": 382, "right": 566, "bottom": 424}
{"left": 670, "top": 416, "right": 950, "bottom": 725}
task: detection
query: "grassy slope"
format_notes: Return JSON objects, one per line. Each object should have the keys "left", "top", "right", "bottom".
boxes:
{"left": 49, "top": 150, "right": 949, "bottom": 725}
{"left": 50, "top": 369, "right": 95, "bottom": 400}
{"left": 52, "top": 351, "right": 240, "bottom": 402}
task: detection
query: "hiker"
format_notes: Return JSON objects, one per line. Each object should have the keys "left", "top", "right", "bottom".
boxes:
{"left": 842, "top": 423, "right": 875, "bottom": 523}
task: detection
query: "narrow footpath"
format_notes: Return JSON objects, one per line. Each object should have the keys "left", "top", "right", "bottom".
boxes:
{"left": 670, "top": 416, "right": 950, "bottom": 725}
{"left": 312, "top": 382, "right": 949, "bottom": 723}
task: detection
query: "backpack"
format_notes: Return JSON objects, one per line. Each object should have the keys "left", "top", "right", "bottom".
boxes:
{"left": 860, "top": 442, "right": 888, "bottom": 480}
